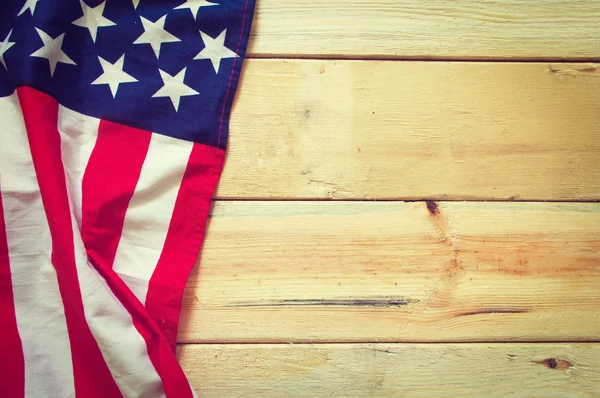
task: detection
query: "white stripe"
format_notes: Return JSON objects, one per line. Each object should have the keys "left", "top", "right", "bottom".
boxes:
{"left": 57, "top": 106, "right": 166, "bottom": 397}
{"left": 0, "top": 93, "right": 75, "bottom": 397}
{"left": 57, "top": 105, "right": 99, "bottom": 230}
{"left": 112, "top": 133, "right": 193, "bottom": 303}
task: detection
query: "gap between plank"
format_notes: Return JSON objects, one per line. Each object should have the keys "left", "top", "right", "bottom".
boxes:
{"left": 246, "top": 55, "right": 600, "bottom": 63}
{"left": 177, "top": 340, "right": 600, "bottom": 346}
{"left": 213, "top": 198, "right": 600, "bottom": 203}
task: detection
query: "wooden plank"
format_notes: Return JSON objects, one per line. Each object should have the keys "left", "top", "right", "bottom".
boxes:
{"left": 178, "top": 201, "right": 600, "bottom": 343}
{"left": 178, "top": 343, "right": 600, "bottom": 397}
{"left": 221, "top": 60, "right": 600, "bottom": 200}
{"left": 247, "top": 0, "right": 600, "bottom": 59}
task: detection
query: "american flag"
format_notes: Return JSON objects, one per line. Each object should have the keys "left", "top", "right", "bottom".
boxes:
{"left": 0, "top": 0, "right": 254, "bottom": 396}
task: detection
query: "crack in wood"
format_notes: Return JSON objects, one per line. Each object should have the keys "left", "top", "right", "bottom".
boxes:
{"left": 227, "top": 297, "right": 418, "bottom": 308}
{"left": 456, "top": 308, "right": 530, "bottom": 317}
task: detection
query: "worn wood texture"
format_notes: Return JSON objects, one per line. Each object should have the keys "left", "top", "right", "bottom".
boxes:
{"left": 220, "top": 60, "right": 600, "bottom": 200}
{"left": 178, "top": 343, "right": 600, "bottom": 397}
{"left": 179, "top": 3, "right": 600, "bottom": 395}
{"left": 247, "top": 0, "right": 600, "bottom": 59}
{"left": 178, "top": 201, "right": 600, "bottom": 343}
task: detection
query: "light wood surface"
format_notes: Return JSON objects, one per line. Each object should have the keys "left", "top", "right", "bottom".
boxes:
{"left": 247, "top": 0, "right": 600, "bottom": 59}
{"left": 179, "top": 3, "right": 600, "bottom": 395}
{"left": 178, "top": 201, "right": 600, "bottom": 343}
{"left": 178, "top": 343, "right": 600, "bottom": 397}
{"left": 220, "top": 60, "right": 600, "bottom": 200}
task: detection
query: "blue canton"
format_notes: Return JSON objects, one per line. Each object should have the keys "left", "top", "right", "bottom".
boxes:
{"left": 0, "top": 0, "right": 255, "bottom": 148}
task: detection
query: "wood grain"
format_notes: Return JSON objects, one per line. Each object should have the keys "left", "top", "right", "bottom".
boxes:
{"left": 247, "top": 0, "right": 600, "bottom": 59}
{"left": 221, "top": 60, "right": 600, "bottom": 200}
{"left": 178, "top": 343, "right": 600, "bottom": 397}
{"left": 178, "top": 201, "right": 600, "bottom": 343}
{"left": 179, "top": 3, "right": 600, "bottom": 395}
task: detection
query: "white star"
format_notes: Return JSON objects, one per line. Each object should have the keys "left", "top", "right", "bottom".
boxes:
{"left": 174, "top": 0, "right": 218, "bottom": 19}
{"left": 132, "top": 0, "right": 140, "bottom": 9}
{"left": 72, "top": 0, "right": 116, "bottom": 43}
{"left": 91, "top": 55, "right": 138, "bottom": 97}
{"left": 133, "top": 16, "right": 180, "bottom": 58}
{"left": 18, "top": 0, "right": 40, "bottom": 16}
{"left": 194, "top": 29, "right": 237, "bottom": 73}
{"left": 0, "top": 30, "right": 16, "bottom": 70}
{"left": 151, "top": 68, "right": 198, "bottom": 111}
{"left": 30, "top": 28, "right": 76, "bottom": 77}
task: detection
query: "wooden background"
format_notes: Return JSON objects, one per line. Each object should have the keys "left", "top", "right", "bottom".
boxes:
{"left": 177, "top": 1, "right": 600, "bottom": 396}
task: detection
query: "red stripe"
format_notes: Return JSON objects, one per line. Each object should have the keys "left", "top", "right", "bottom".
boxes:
{"left": 82, "top": 119, "right": 151, "bottom": 269}
{"left": 0, "top": 190, "right": 25, "bottom": 398}
{"left": 81, "top": 121, "right": 194, "bottom": 397}
{"left": 16, "top": 87, "right": 122, "bottom": 398}
{"left": 135, "top": 317, "right": 195, "bottom": 397}
{"left": 146, "top": 142, "right": 225, "bottom": 349}
{"left": 81, "top": 256, "right": 195, "bottom": 397}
